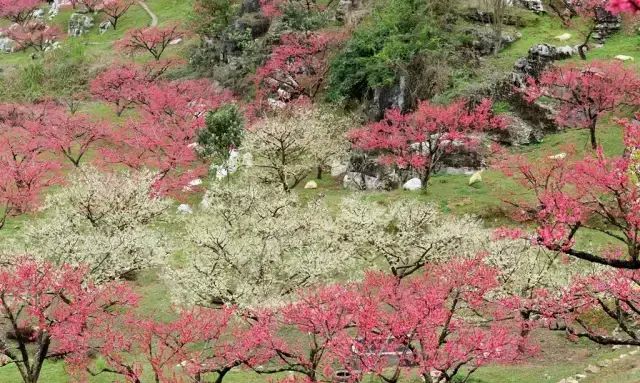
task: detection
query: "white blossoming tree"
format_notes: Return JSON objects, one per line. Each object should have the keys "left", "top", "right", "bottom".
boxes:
{"left": 8, "top": 168, "right": 170, "bottom": 283}
{"left": 243, "top": 107, "right": 353, "bottom": 191}
{"left": 164, "top": 175, "right": 353, "bottom": 307}
{"left": 338, "top": 197, "right": 486, "bottom": 279}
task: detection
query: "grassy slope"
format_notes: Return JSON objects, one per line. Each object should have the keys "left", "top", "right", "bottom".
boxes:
{"left": 2, "top": 3, "right": 640, "bottom": 383}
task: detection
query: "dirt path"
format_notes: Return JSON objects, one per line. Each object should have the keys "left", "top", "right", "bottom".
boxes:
{"left": 137, "top": 0, "right": 158, "bottom": 27}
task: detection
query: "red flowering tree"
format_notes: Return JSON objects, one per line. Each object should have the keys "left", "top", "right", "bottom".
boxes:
{"left": 607, "top": 0, "right": 640, "bottom": 12}
{"left": 25, "top": 110, "right": 108, "bottom": 167}
{"left": 90, "top": 62, "right": 170, "bottom": 116}
{"left": 254, "top": 285, "right": 359, "bottom": 382}
{"left": 77, "top": 0, "right": 104, "bottom": 13}
{"left": 254, "top": 32, "right": 342, "bottom": 107}
{"left": 4, "top": 21, "right": 62, "bottom": 52}
{"left": 84, "top": 307, "right": 272, "bottom": 383}
{"left": 118, "top": 24, "right": 184, "bottom": 61}
{"left": 0, "top": 103, "right": 61, "bottom": 229}
{"left": 0, "top": 0, "right": 42, "bottom": 24}
{"left": 349, "top": 98, "right": 505, "bottom": 188}
{"left": 497, "top": 116, "right": 640, "bottom": 269}
{"left": 523, "top": 60, "right": 640, "bottom": 150}
{"left": 0, "top": 258, "right": 138, "bottom": 383}
{"left": 101, "top": 79, "right": 233, "bottom": 195}
{"left": 533, "top": 269, "right": 640, "bottom": 346}
{"left": 340, "top": 258, "right": 530, "bottom": 383}
{"left": 101, "top": 0, "right": 134, "bottom": 29}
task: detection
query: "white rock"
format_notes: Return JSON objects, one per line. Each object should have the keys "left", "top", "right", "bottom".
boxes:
{"left": 304, "top": 180, "right": 318, "bottom": 189}
{"left": 469, "top": 169, "right": 484, "bottom": 186}
{"left": 403, "top": 178, "right": 422, "bottom": 191}
{"left": 615, "top": 55, "right": 634, "bottom": 61}
{"left": 177, "top": 204, "right": 193, "bottom": 214}
{"left": 188, "top": 178, "right": 203, "bottom": 187}
{"left": 555, "top": 33, "right": 572, "bottom": 41}
{"left": 574, "top": 374, "right": 587, "bottom": 380}
{"left": 169, "top": 38, "right": 183, "bottom": 45}
{"left": 330, "top": 161, "right": 348, "bottom": 177}
{"left": 548, "top": 152, "right": 567, "bottom": 160}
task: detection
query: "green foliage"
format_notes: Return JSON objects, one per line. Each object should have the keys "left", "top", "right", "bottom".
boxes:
{"left": 198, "top": 104, "right": 245, "bottom": 160}
{"left": 280, "top": 2, "right": 330, "bottom": 31}
{"left": 0, "top": 40, "right": 91, "bottom": 105}
{"left": 327, "top": 0, "right": 462, "bottom": 102}
{"left": 190, "top": 0, "right": 240, "bottom": 37}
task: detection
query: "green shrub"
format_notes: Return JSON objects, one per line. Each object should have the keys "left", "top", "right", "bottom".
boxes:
{"left": 327, "top": 0, "right": 463, "bottom": 103}
{"left": 197, "top": 104, "right": 245, "bottom": 162}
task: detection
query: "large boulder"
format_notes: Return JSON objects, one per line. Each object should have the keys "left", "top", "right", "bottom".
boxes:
{"left": 68, "top": 13, "right": 94, "bottom": 36}
{"left": 512, "top": 44, "right": 577, "bottom": 85}
{"left": 366, "top": 75, "right": 408, "bottom": 120}
{"left": 402, "top": 178, "right": 422, "bottom": 191}
{"left": 343, "top": 172, "right": 385, "bottom": 190}
{"left": 468, "top": 27, "right": 521, "bottom": 56}
{"left": 517, "top": 0, "right": 544, "bottom": 13}
{"left": 593, "top": 8, "right": 621, "bottom": 43}
{"left": 241, "top": 0, "right": 261, "bottom": 13}
{"left": 0, "top": 37, "right": 16, "bottom": 53}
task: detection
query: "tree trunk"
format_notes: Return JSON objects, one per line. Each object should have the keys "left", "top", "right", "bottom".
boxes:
{"left": 316, "top": 165, "right": 322, "bottom": 180}
{"left": 589, "top": 119, "right": 598, "bottom": 149}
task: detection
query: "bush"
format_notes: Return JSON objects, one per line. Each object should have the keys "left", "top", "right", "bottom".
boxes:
{"left": 327, "top": 0, "right": 464, "bottom": 104}
{"left": 197, "top": 104, "right": 244, "bottom": 162}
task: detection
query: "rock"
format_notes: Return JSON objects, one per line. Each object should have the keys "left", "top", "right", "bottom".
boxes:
{"left": 574, "top": 374, "right": 587, "bottom": 380}
{"left": 188, "top": 178, "right": 203, "bottom": 187}
{"left": 619, "top": 353, "right": 628, "bottom": 359}
{"left": 343, "top": 172, "right": 383, "bottom": 190}
{"left": 0, "top": 37, "right": 16, "bottom": 53}
{"left": 233, "top": 13, "right": 270, "bottom": 38}
{"left": 32, "top": 9, "right": 45, "bottom": 20}
{"left": 469, "top": 169, "right": 484, "bottom": 186}
{"left": 367, "top": 75, "right": 408, "bottom": 120}
{"left": 517, "top": 0, "right": 544, "bottom": 13}
{"left": 304, "top": 180, "right": 318, "bottom": 189}
{"left": 330, "top": 161, "right": 348, "bottom": 177}
{"left": 68, "top": 13, "right": 94, "bottom": 36}
{"left": 467, "top": 27, "right": 521, "bottom": 56}
{"left": 169, "top": 38, "right": 183, "bottom": 45}
{"left": 597, "top": 359, "right": 611, "bottom": 367}
{"left": 555, "top": 33, "right": 572, "bottom": 41}
{"left": 615, "top": 54, "right": 634, "bottom": 61}
{"left": 177, "top": 204, "right": 193, "bottom": 214}
{"left": 227, "top": 149, "right": 240, "bottom": 173}
{"left": 594, "top": 8, "right": 621, "bottom": 43}
{"left": 585, "top": 365, "right": 600, "bottom": 374}
{"left": 501, "top": 114, "right": 543, "bottom": 145}
{"left": 548, "top": 152, "right": 567, "bottom": 160}
{"left": 630, "top": 349, "right": 639, "bottom": 355}
{"left": 613, "top": 345, "right": 622, "bottom": 350}
{"left": 512, "top": 44, "right": 577, "bottom": 86}
{"left": 564, "top": 378, "right": 579, "bottom": 383}
{"left": 402, "top": 178, "right": 422, "bottom": 191}
{"left": 98, "top": 20, "right": 113, "bottom": 34}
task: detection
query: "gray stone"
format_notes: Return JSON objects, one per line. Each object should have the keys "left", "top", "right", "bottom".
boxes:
{"left": 68, "top": 13, "right": 94, "bottom": 36}
{"left": 241, "top": 0, "right": 261, "bottom": 13}
{"left": 0, "top": 37, "right": 16, "bottom": 53}
{"left": 574, "top": 374, "right": 587, "bottom": 380}
{"left": 402, "top": 178, "right": 422, "bottom": 191}
{"left": 330, "top": 161, "right": 348, "bottom": 177}
{"left": 99, "top": 20, "right": 113, "bottom": 34}
{"left": 517, "top": 0, "right": 544, "bottom": 13}
{"left": 440, "top": 167, "right": 476, "bottom": 176}
{"left": 597, "top": 359, "right": 611, "bottom": 367}
{"left": 343, "top": 172, "right": 383, "bottom": 190}
{"left": 177, "top": 204, "right": 193, "bottom": 214}
{"left": 468, "top": 27, "right": 522, "bottom": 56}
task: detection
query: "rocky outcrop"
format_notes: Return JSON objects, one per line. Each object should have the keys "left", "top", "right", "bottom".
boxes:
{"left": 593, "top": 7, "right": 621, "bottom": 43}
{"left": 516, "top": 0, "right": 544, "bottom": 13}
{"left": 512, "top": 43, "right": 578, "bottom": 86}
{"left": 468, "top": 27, "right": 522, "bottom": 56}
{"left": 366, "top": 75, "right": 408, "bottom": 121}
{"left": 0, "top": 36, "right": 16, "bottom": 53}
{"left": 68, "top": 13, "right": 94, "bottom": 36}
